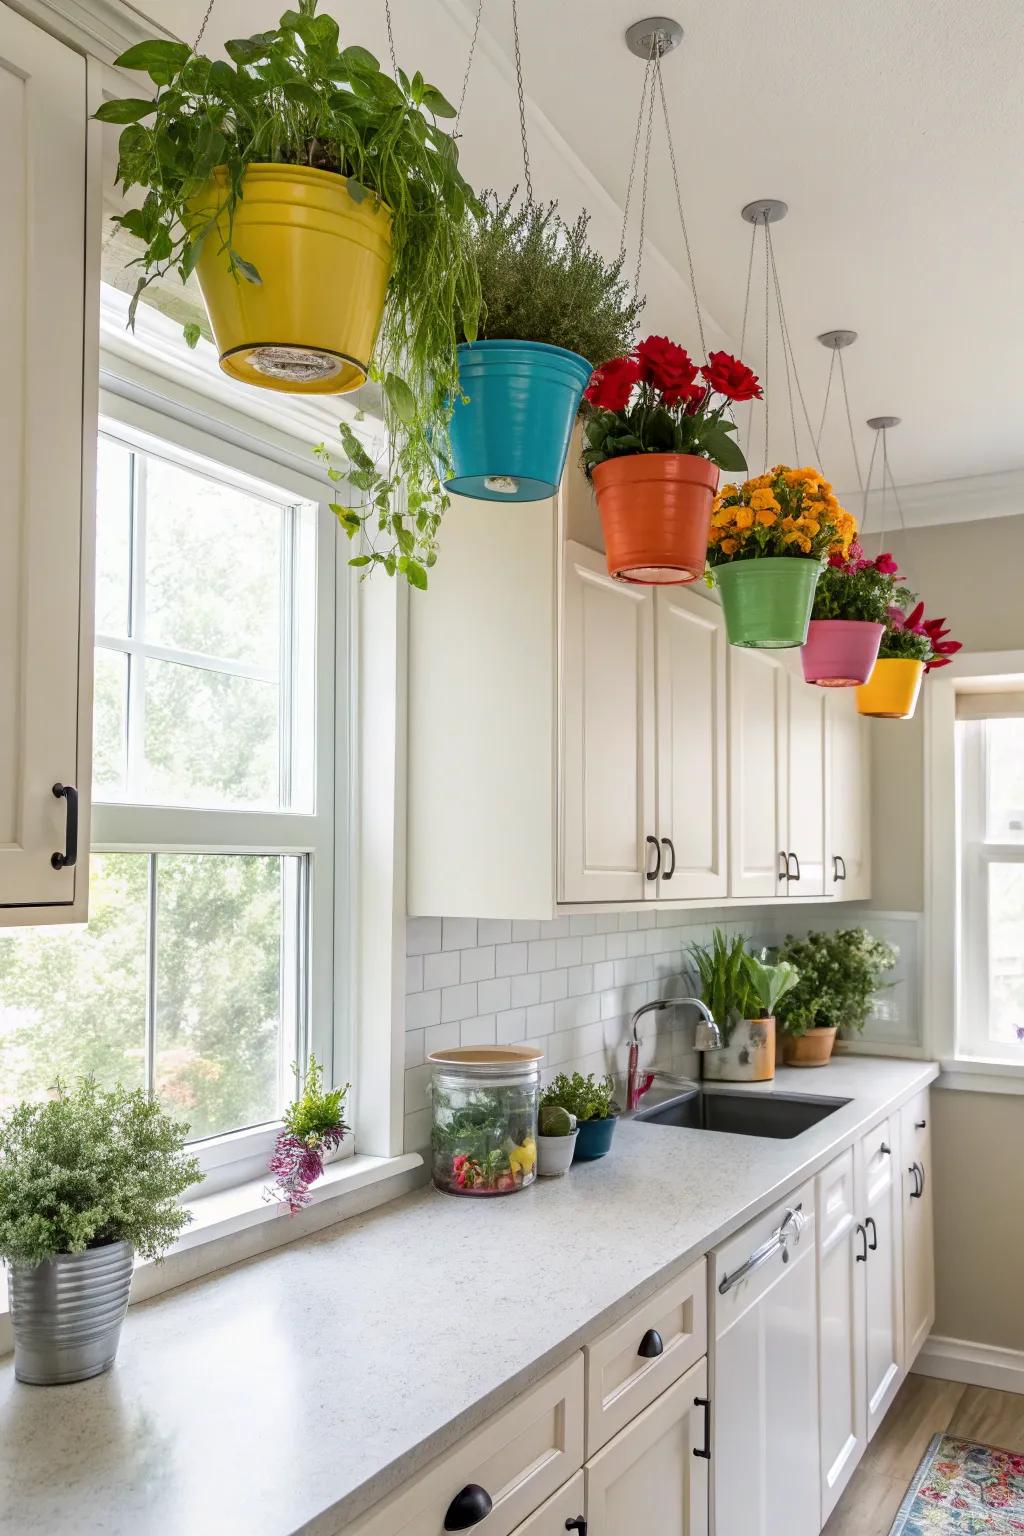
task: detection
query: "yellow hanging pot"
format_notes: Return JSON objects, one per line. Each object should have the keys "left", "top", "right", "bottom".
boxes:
{"left": 186, "top": 164, "right": 392, "bottom": 395}
{"left": 856, "top": 658, "right": 925, "bottom": 720}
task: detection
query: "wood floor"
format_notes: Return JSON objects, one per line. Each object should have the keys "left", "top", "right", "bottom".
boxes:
{"left": 823, "top": 1374, "right": 1024, "bottom": 1535}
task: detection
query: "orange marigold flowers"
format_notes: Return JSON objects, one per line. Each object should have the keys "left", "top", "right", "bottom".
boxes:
{"left": 749, "top": 488, "right": 780, "bottom": 513}
{"left": 755, "top": 509, "right": 777, "bottom": 527}
{"left": 705, "top": 463, "right": 857, "bottom": 569}
{"left": 734, "top": 506, "right": 754, "bottom": 530}
{"left": 720, "top": 537, "right": 740, "bottom": 555}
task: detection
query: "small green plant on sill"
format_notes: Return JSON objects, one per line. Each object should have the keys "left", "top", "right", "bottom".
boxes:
{"left": 0, "top": 1078, "right": 201, "bottom": 1268}
{"left": 776, "top": 928, "right": 897, "bottom": 1038}
{"left": 283, "top": 1055, "right": 349, "bottom": 1143}
{"left": 541, "top": 1072, "right": 618, "bottom": 1123}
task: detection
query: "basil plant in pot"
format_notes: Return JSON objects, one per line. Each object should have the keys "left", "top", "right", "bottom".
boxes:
{"left": 776, "top": 928, "right": 898, "bottom": 1066}
{"left": 0, "top": 1079, "right": 201, "bottom": 1385}
{"left": 97, "top": 0, "right": 481, "bottom": 589}
{"left": 540, "top": 1072, "right": 619, "bottom": 1163}
{"left": 447, "top": 192, "right": 642, "bottom": 503}
{"left": 691, "top": 930, "right": 799, "bottom": 1083}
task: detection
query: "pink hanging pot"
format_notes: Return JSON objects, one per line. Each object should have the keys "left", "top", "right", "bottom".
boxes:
{"left": 800, "top": 620, "right": 885, "bottom": 688}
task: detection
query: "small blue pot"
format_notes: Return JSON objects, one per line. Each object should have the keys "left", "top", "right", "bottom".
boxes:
{"left": 446, "top": 340, "right": 593, "bottom": 502}
{"left": 573, "top": 1114, "right": 619, "bottom": 1162}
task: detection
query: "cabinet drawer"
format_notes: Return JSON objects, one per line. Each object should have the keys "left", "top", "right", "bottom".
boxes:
{"left": 509, "top": 1471, "right": 584, "bottom": 1535}
{"left": 901, "top": 1089, "right": 931, "bottom": 1164}
{"left": 347, "top": 1354, "right": 583, "bottom": 1536}
{"left": 585, "top": 1258, "right": 706, "bottom": 1455}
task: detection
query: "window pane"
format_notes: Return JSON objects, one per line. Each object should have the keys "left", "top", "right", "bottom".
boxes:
{"left": 0, "top": 854, "right": 148, "bottom": 1111}
{"left": 987, "top": 719, "right": 1024, "bottom": 838}
{"left": 154, "top": 855, "right": 291, "bottom": 1140}
{"left": 143, "top": 454, "right": 282, "bottom": 670}
{"left": 142, "top": 657, "right": 279, "bottom": 809}
{"left": 95, "top": 436, "right": 132, "bottom": 637}
{"left": 987, "top": 862, "right": 1024, "bottom": 1047}
{"left": 93, "top": 647, "right": 128, "bottom": 797}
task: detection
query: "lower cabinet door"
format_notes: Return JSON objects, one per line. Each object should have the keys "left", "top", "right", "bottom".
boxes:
{"left": 584, "top": 1356, "right": 709, "bottom": 1536}
{"left": 816, "top": 1148, "right": 868, "bottom": 1521}
{"left": 511, "top": 1471, "right": 585, "bottom": 1535}
{"left": 859, "top": 1120, "right": 904, "bottom": 1439}
{"left": 901, "top": 1092, "right": 936, "bottom": 1365}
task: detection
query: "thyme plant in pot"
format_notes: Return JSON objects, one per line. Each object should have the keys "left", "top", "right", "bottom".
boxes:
{"left": 856, "top": 600, "right": 961, "bottom": 720}
{"left": 691, "top": 931, "right": 799, "bottom": 1083}
{"left": 97, "top": 0, "right": 481, "bottom": 587}
{"left": 777, "top": 928, "right": 898, "bottom": 1065}
{"left": 707, "top": 466, "right": 857, "bottom": 648}
{"left": 0, "top": 1079, "right": 201, "bottom": 1385}
{"left": 448, "top": 193, "right": 642, "bottom": 503}
{"left": 801, "top": 547, "right": 905, "bottom": 687}
{"left": 582, "top": 339, "right": 758, "bottom": 584}
{"left": 541, "top": 1072, "right": 620, "bottom": 1162}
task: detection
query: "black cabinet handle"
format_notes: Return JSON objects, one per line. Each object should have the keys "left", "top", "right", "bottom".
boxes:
{"left": 910, "top": 1160, "right": 926, "bottom": 1199}
{"left": 637, "top": 1327, "right": 664, "bottom": 1359}
{"left": 693, "top": 1396, "right": 711, "bottom": 1460}
{"left": 661, "top": 837, "right": 676, "bottom": 881}
{"left": 788, "top": 850, "right": 801, "bottom": 882}
{"left": 880, "top": 1143, "right": 891, "bottom": 1157}
{"left": 444, "top": 1484, "right": 493, "bottom": 1531}
{"left": 915, "top": 1119, "right": 927, "bottom": 1129}
{"left": 778, "top": 850, "right": 789, "bottom": 883}
{"left": 837, "top": 854, "right": 847, "bottom": 881}
{"left": 865, "top": 1216, "right": 878, "bottom": 1252}
{"left": 855, "top": 1222, "right": 868, "bottom": 1262}
{"left": 645, "top": 835, "right": 661, "bottom": 882}
{"left": 51, "top": 783, "right": 78, "bottom": 870}
{"left": 565, "top": 1520, "right": 587, "bottom": 1534}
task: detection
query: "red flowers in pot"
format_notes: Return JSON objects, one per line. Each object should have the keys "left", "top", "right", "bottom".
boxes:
{"left": 582, "top": 336, "right": 760, "bottom": 584}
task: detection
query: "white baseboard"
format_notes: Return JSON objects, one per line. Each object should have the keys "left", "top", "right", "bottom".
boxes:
{"left": 916, "top": 1334, "right": 1024, "bottom": 1396}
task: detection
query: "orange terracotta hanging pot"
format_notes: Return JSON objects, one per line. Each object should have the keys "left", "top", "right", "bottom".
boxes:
{"left": 592, "top": 453, "right": 719, "bottom": 585}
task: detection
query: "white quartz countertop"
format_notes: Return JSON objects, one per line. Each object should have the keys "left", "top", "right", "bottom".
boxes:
{"left": 0, "top": 1055, "right": 937, "bottom": 1536}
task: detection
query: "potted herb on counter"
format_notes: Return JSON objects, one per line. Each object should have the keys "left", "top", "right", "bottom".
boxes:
{"left": 0, "top": 1079, "right": 201, "bottom": 1385}
{"left": 266, "top": 1055, "right": 350, "bottom": 1213}
{"left": 541, "top": 1072, "right": 620, "bottom": 1162}
{"left": 777, "top": 928, "right": 898, "bottom": 1065}
{"left": 691, "top": 930, "right": 799, "bottom": 1082}
{"left": 536, "top": 1103, "right": 578, "bottom": 1177}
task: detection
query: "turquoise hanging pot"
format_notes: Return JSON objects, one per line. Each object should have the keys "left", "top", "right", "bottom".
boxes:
{"left": 445, "top": 340, "right": 594, "bottom": 502}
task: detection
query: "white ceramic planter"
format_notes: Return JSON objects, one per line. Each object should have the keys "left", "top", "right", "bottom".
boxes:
{"left": 702, "top": 1017, "right": 776, "bottom": 1082}
{"left": 537, "top": 1130, "right": 578, "bottom": 1177}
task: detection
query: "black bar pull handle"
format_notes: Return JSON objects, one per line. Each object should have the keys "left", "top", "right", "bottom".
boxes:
{"left": 565, "top": 1519, "right": 587, "bottom": 1534}
{"left": 693, "top": 1396, "right": 711, "bottom": 1459}
{"left": 51, "top": 783, "right": 78, "bottom": 870}
{"left": 865, "top": 1216, "right": 878, "bottom": 1252}
{"left": 778, "top": 850, "right": 789, "bottom": 883}
{"left": 646, "top": 835, "right": 661, "bottom": 882}
{"left": 788, "top": 850, "right": 801, "bottom": 882}
{"left": 855, "top": 1222, "right": 868, "bottom": 1262}
{"left": 661, "top": 837, "right": 676, "bottom": 881}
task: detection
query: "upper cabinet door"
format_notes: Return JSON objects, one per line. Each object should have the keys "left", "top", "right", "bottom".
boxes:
{"left": 560, "top": 543, "right": 656, "bottom": 903}
{"left": 728, "top": 648, "right": 787, "bottom": 899}
{"left": 0, "top": 10, "right": 90, "bottom": 917}
{"left": 655, "top": 588, "right": 728, "bottom": 900}
{"left": 787, "top": 676, "right": 827, "bottom": 896}
{"left": 827, "top": 690, "right": 872, "bottom": 900}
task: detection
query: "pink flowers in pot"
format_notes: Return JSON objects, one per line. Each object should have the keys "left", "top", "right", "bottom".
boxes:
{"left": 883, "top": 601, "right": 962, "bottom": 670}
{"left": 265, "top": 1057, "right": 349, "bottom": 1215}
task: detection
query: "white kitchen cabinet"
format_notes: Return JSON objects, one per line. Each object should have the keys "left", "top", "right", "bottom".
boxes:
{"left": 585, "top": 1356, "right": 709, "bottom": 1536}
{"left": 826, "top": 690, "right": 872, "bottom": 898}
{"left": 816, "top": 1148, "right": 867, "bottom": 1521}
{"left": 859, "top": 1119, "right": 904, "bottom": 1439}
{"left": 509, "top": 1472, "right": 585, "bottom": 1536}
{"left": 0, "top": 6, "right": 95, "bottom": 922}
{"left": 786, "top": 677, "right": 828, "bottom": 896}
{"left": 561, "top": 542, "right": 656, "bottom": 903}
{"left": 727, "top": 648, "right": 788, "bottom": 899}
{"left": 901, "top": 1091, "right": 935, "bottom": 1365}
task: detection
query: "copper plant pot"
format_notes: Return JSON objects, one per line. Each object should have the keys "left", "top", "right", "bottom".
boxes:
{"left": 781, "top": 1027, "right": 838, "bottom": 1067}
{"left": 592, "top": 452, "right": 718, "bottom": 585}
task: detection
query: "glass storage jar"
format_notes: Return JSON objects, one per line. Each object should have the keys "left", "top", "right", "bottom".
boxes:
{"left": 429, "top": 1046, "right": 542, "bottom": 1196}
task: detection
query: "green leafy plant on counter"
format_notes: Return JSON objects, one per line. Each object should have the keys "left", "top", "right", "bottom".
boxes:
{"left": 690, "top": 930, "right": 800, "bottom": 1045}
{"left": 776, "top": 928, "right": 897, "bottom": 1038}
{"left": 541, "top": 1072, "right": 618, "bottom": 1123}
{"left": 0, "top": 1078, "right": 201, "bottom": 1267}
{"left": 466, "top": 190, "right": 642, "bottom": 365}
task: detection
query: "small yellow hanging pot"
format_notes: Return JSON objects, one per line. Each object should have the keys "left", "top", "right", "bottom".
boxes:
{"left": 186, "top": 164, "right": 392, "bottom": 395}
{"left": 856, "top": 658, "right": 925, "bottom": 720}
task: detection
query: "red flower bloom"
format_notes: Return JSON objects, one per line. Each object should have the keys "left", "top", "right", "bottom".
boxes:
{"left": 633, "top": 334, "right": 699, "bottom": 399}
{"left": 904, "top": 601, "right": 926, "bottom": 632}
{"left": 701, "top": 350, "right": 763, "bottom": 402}
{"left": 584, "top": 355, "right": 642, "bottom": 413}
{"left": 874, "top": 552, "right": 899, "bottom": 575}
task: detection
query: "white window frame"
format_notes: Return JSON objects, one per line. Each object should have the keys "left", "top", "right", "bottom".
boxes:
{"left": 925, "top": 649, "right": 1024, "bottom": 1092}
{"left": 92, "top": 389, "right": 348, "bottom": 1192}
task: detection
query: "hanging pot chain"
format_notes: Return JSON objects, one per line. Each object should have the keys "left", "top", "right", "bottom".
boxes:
{"left": 817, "top": 345, "right": 837, "bottom": 457}
{"left": 511, "top": 0, "right": 534, "bottom": 204}
{"left": 762, "top": 214, "right": 771, "bottom": 473}
{"left": 455, "top": 0, "right": 486, "bottom": 133}
{"left": 837, "top": 346, "right": 866, "bottom": 498}
{"left": 193, "top": 0, "right": 216, "bottom": 51}
{"left": 765, "top": 222, "right": 822, "bottom": 467}
{"left": 384, "top": 0, "right": 398, "bottom": 75}
{"left": 619, "top": 53, "right": 656, "bottom": 265}
{"left": 654, "top": 52, "right": 707, "bottom": 359}
{"left": 768, "top": 229, "right": 799, "bottom": 462}
{"left": 631, "top": 45, "right": 658, "bottom": 302}
{"left": 862, "top": 428, "right": 882, "bottom": 552}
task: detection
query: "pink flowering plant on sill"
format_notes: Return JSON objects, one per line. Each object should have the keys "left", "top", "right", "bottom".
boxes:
{"left": 266, "top": 1057, "right": 350, "bottom": 1214}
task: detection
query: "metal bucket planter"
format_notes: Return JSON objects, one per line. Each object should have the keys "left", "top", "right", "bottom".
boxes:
{"left": 702, "top": 1018, "right": 776, "bottom": 1082}
{"left": 8, "top": 1241, "right": 133, "bottom": 1385}
{"left": 801, "top": 619, "right": 885, "bottom": 687}
{"left": 187, "top": 165, "right": 393, "bottom": 395}
{"left": 445, "top": 340, "right": 593, "bottom": 502}
{"left": 714, "top": 558, "right": 822, "bottom": 649}
{"left": 856, "top": 658, "right": 925, "bottom": 719}
{"left": 593, "top": 452, "right": 718, "bottom": 584}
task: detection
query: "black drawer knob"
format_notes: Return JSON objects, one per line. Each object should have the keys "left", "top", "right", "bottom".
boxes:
{"left": 444, "top": 1484, "right": 493, "bottom": 1531}
{"left": 637, "top": 1327, "right": 664, "bottom": 1358}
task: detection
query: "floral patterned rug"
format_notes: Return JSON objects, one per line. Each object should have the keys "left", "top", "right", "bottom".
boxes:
{"left": 889, "top": 1434, "right": 1024, "bottom": 1533}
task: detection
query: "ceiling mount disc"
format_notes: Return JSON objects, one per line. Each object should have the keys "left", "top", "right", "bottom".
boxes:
{"left": 817, "top": 330, "right": 858, "bottom": 349}
{"left": 867, "top": 415, "right": 901, "bottom": 430}
{"left": 740, "top": 199, "right": 788, "bottom": 225}
{"left": 625, "top": 16, "right": 684, "bottom": 58}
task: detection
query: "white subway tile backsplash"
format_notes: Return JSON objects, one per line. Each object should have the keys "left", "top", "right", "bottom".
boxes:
{"left": 406, "top": 989, "right": 441, "bottom": 1031}
{"left": 546, "top": 917, "right": 571, "bottom": 938}
{"left": 495, "top": 942, "right": 528, "bottom": 977}
{"left": 511, "top": 919, "right": 541, "bottom": 942}
{"left": 407, "top": 916, "right": 442, "bottom": 955}
{"left": 461, "top": 1014, "right": 496, "bottom": 1047}
{"left": 440, "top": 982, "right": 478, "bottom": 1023}
{"left": 406, "top": 955, "right": 424, "bottom": 994}
{"left": 477, "top": 976, "right": 512, "bottom": 1014}
{"left": 425, "top": 1020, "right": 461, "bottom": 1056}
{"left": 526, "top": 1001, "right": 555, "bottom": 1036}
{"left": 510, "top": 971, "right": 542, "bottom": 1008}
{"left": 496, "top": 1008, "right": 527, "bottom": 1043}
{"left": 442, "top": 917, "right": 477, "bottom": 951}
{"left": 461, "top": 946, "right": 496, "bottom": 983}
{"left": 405, "top": 1029, "right": 424, "bottom": 1068}
{"left": 569, "top": 914, "right": 596, "bottom": 937}
{"left": 527, "top": 939, "right": 558, "bottom": 971}
{"left": 556, "top": 936, "right": 582, "bottom": 968}
{"left": 581, "top": 934, "right": 607, "bottom": 964}
{"left": 568, "top": 964, "right": 594, "bottom": 997}
{"left": 606, "top": 933, "right": 628, "bottom": 960}
{"left": 477, "top": 918, "right": 512, "bottom": 945}
{"left": 593, "top": 960, "right": 614, "bottom": 992}
{"left": 626, "top": 931, "right": 646, "bottom": 958}
{"left": 618, "top": 912, "right": 638, "bottom": 932}
{"left": 637, "top": 910, "right": 656, "bottom": 930}
{"left": 540, "top": 968, "right": 569, "bottom": 1003}
{"left": 424, "top": 949, "right": 460, "bottom": 992}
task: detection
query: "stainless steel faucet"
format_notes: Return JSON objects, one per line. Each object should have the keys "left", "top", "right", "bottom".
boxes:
{"left": 626, "top": 997, "right": 723, "bottom": 1111}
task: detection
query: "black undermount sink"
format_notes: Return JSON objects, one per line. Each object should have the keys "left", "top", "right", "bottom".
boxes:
{"left": 633, "top": 1087, "right": 851, "bottom": 1140}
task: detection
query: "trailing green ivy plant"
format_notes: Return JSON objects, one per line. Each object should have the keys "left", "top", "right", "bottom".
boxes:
{"left": 96, "top": 0, "right": 481, "bottom": 586}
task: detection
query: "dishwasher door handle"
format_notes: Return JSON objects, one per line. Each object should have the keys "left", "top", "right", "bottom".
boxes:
{"left": 718, "top": 1205, "right": 805, "bottom": 1295}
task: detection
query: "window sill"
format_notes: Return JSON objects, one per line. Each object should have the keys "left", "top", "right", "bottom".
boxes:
{"left": 938, "top": 1057, "right": 1024, "bottom": 1095}
{"left": 0, "top": 1151, "right": 424, "bottom": 1355}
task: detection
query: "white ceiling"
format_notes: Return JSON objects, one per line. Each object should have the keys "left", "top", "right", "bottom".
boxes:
{"left": 125, "top": 0, "right": 1024, "bottom": 507}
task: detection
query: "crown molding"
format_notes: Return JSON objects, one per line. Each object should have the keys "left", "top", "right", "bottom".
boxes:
{"left": 854, "top": 467, "right": 1024, "bottom": 533}
{"left": 4, "top": 0, "right": 174, "bottom": 60}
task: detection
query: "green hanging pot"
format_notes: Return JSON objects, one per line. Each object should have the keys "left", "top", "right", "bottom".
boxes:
{"left": 714, "top": 557, "right": 822, "bottom": 649}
